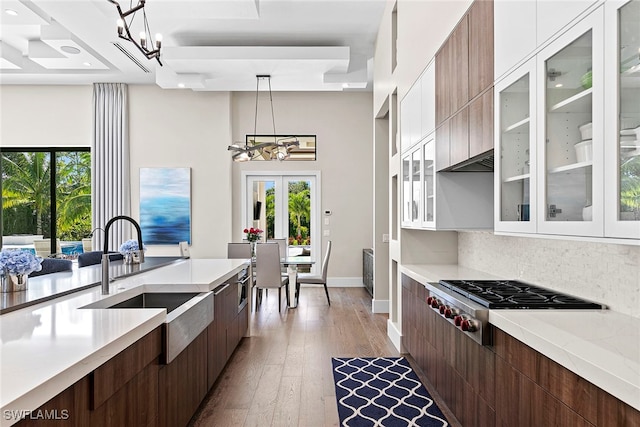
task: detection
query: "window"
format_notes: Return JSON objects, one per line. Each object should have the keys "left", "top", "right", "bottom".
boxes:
{"left": 1, "top": 148, "right": 91, "bottom": 257}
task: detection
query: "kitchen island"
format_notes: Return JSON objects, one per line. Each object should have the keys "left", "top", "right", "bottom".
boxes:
{"left": 0, "top": 258, "right": 248, "bottom": 427}
{"left": 400, "top": 264, "right": 640, "bottom": 426}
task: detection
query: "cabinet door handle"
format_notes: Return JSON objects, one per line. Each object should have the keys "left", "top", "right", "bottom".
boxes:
{"left": 213, "top": 283, "right": 231, "bottom": 296}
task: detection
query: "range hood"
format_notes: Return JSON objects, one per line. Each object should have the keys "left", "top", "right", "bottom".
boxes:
{"left": 442, "top": 150, "right": 494, "bottom": 172}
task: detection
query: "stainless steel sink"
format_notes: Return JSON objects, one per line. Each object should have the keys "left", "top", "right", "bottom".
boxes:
{"left": 106, "top": 292, "right": 200, "bottom": 313}
{"left": 82, "top": 290, "right": 213, "bottom": 364}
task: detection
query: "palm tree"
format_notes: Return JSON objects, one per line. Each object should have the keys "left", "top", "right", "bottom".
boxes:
{"left": 2, "top": 152, "right": 51, "bottom": 235}
{"left": 288, "top": 189, "right": 310, "bottom": 239}
{"left": 56, "top": 152, "right": 91, "bottom": 239}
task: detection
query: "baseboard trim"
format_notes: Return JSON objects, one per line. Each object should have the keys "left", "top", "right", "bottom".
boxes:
{"left": 387, "top": 319, "right": 402, "bottom": 352}
{"left": 372, "top": 299, "right": 389, "bottom": 314}
{"left": 325, "top": 277, "right": 363, "bottom": 287}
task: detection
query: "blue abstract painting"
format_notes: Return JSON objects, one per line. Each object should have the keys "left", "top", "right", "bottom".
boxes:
{"left": 140, "top": 168, "right": 191, "bottom": 245}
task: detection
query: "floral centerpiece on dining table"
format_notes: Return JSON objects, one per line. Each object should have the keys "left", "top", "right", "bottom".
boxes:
{"left": 244, "top": 227, "right": 263, "bottom": 257}
{"left": 0, "top": 249, "right": 42, "bottom": 292}
{"left": 244, "top": 227, "right": 264, "bottom": 243}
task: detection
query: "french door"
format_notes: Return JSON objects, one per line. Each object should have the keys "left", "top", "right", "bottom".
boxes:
{"left": 242, "top": 172, "right": 320, "bottom": 273}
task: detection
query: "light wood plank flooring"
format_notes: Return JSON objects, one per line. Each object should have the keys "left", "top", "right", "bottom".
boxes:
{"left": 190, "top": 287, "right": 460, "bottom": 427}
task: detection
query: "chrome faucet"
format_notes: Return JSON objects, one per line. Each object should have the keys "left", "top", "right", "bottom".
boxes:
{"left": 101, "top": 215, "right": 145, "bottom": 294}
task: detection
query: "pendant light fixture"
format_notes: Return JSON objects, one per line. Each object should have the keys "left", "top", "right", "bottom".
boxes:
{"left": 228, "top": 75, "right": 300, "bottom": 162}
{"left": 108, "top": 0, "right": 163, "bottom": 65}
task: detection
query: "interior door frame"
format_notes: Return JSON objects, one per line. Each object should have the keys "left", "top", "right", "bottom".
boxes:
{"left": 241, "top": 171, "right": 321, "bottom": 274}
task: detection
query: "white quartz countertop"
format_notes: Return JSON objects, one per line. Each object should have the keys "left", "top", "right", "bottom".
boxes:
{"left": 0, "top": 258, "right": 247, "bottom": 427}
{"left": 400, "top": 264, "right": 640, "bottom": 412}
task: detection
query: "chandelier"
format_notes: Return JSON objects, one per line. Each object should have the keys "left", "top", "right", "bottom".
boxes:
{"left": 228, "top": 75, "right": 300, "bottom": 162}
{"left": 107, "top": 0, "right": 162, "bottom": 65}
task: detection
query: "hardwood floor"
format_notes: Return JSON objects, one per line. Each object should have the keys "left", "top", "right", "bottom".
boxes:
{"left": 190, "top": 287, "right": 461, "bottom": 427}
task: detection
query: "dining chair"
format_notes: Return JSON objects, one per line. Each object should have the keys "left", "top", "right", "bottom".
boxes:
{"left": 296, "top": 240, "right": 332, "bottom": 305}
{"left": 29, "top": 258, "right": 73, "bottom": 277}
{"left": 255, "top": 242, "right": 289, "bottom": 312}
{"left": 227, "top": 242, "right": 252, "bottom": 259}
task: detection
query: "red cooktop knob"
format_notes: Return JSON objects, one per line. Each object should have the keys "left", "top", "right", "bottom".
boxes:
{"left": 454, "top": 315, "right": 462, "bottom": 326}
{"left": 439, "top": 305, "right": 446, "bottom": 314}
{"left": 427, "top": 296, "right": 433, "bottom": 305}
{"left": 431, "top": 299, "right": 439, "bottom": 309}
{"left": 444, "top": 308, "right": 452, "bottom": 318}
{"left": 461, "top": 319, "right": 470, "bottom": 331}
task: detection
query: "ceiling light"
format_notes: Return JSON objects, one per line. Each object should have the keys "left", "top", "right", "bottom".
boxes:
{"left": 342, "top": 83, "right": 349, "bottom": 88}
{"left": 555, "top": 83, "right": 563, "bottom": 88}
{"left": 178, "top": 83, "right": 185, "bottom": 88}
{"left": 227, "top": 75, "right": 299, "bottom": 162}
{"left": 4, "top": 9, "right": 18, "bottom": 16}
{"left": 60, "top": 45, "right": 81, "bottom": 55}
{"left": 83, "top": 62, "right": 92, "bottom": 67}
{"left": 108, "top": 0, "right": 162, "bottom": 65}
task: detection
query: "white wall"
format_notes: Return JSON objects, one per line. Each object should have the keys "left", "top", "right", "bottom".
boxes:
{"left": 0, "top": 86, "right": 92, "bottom": 147}
{"left": 231, "top": 91, "right": 373, "bottom": 282}
{"left": 128, "top": 86, "right": 233, "bottom": 259}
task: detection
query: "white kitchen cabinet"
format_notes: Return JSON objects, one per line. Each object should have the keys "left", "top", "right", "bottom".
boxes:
{"left": 402, "top": 132, "right": 493, "bottom": 231}
{"left": 421, "top": 62, "right": 436, "bottom": 139}
{"left": 494, "top": 0, "right": 537, "bottom": 80}
{"left": 401, "top": 145, "right": 422, "bottom": 227}
{"left": 421, "top": 137, "right": 435, "bottom": 228}
{"left": 604, "top": 0, "right": 640, "bottom": 239}
{"left": 495, "top": 58, "right": 538, "bottom": 233}
{"left": 400, "top": 62, "right": 436, "bottom": 155}
{"left": 536, "top": 7, "right": 604, "bottom": 236}
{"left": 537, "top": 0, "right": 600, "bottom": 48}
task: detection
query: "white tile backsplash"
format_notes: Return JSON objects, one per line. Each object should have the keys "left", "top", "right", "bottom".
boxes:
{"left": 458, "top": 231, "right": 640, "bottom": 317}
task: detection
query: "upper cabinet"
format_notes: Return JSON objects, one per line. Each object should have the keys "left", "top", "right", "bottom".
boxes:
{"left": 537, "top": 9, "right": 604, "bottom": 236}
{"left": 495, "top": 0, "right": 599, "bottom": 82}
{"left": 604, "top": 0, "right": 640, "bottom": 239}
{"left": 400, "top": 61, "right": 435, "bottom": 154}
{"left": 495, "top": 58, "right": 537, "bottom": 234}
{"left": 435, "top": 0, "right": 494, "bottom": 171}
{"left": 494, "top": 0, "right": 536, "bottom": 80}
{"left": 496, "top": 0, "right": 640, "bottom": 242}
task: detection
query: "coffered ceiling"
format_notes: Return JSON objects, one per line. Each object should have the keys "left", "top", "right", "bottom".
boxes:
{"left": 0, "top": 0, "right": 386, "bottom": 91}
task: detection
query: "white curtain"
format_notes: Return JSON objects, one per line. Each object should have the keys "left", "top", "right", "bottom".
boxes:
{"left": 92, "top": 83, "right": 131, "bottom": 252}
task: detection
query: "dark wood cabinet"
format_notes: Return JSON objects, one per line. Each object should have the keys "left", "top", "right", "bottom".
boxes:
{"left": 158, "top": 331, "right": 208, "bottom": 427}
{"left": 15, "top": 328, "right": 162, "bottom": 427}
{"left": 402, "top": 275, "right": 495, "bottom": 426}
{"left": 469, "top": 88, "right": 494, "bottom": 158}
{"left": 468, "top": 0, "right": 494, "bottom": 100}
{"left": 450, "top": 107, "right": 469, "bottom": 166}
{"left": 402, "top": 273, "right": 640, "bottom": 427}
{"left": 451, "top": 15, "right": 469, "bottom": 114}
{"left": 434, "top": 0, "right": 494, "bottom": 169}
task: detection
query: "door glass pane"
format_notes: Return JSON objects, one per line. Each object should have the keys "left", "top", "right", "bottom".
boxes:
{"left": 545, "top": 30, "right": 593, "bottom": 222}
{"left": 619, "top": 0, "right": 640, "bottom": 221}
{"left": 402, "top": 156, "right": 410, "bottom": 223}
{"left": 411, "top": 149, "right": 420, "bottom": 221}
{"left": 55, "top": 151, "right": 92, "bottom": 258}
{"left": 287, "top": 180, "right": 312, "bottom": 271}
{"left": 500, "top": 73, "right": 531, "bottom": 222}
{"left": 250, "top": 180, "right": 275, "bottom": 239}
{"left": 423, "top": 142, "right": 434, "bottom": 222}
{"left": 1, "top": 152, "right": 51, "bottom": 254}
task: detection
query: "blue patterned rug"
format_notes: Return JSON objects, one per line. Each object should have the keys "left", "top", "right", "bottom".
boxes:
{"left": 332, "top": 357, "right": 449, "bottom": 427}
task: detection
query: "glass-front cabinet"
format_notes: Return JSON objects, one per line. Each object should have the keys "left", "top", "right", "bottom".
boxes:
{"left": 495, "top": 58, "right": 537, "bottom": 233}
{"left": 605, "top": 0, "right": 640, "bottom": 239}
{"left": 537, "top": 8, "right": 604, "bottom": 236}
{"left": 401, "top": 145, "right": 422, "bottom": 228}
{"left": 422, "top": 137, "right": 435, "bottom": 228}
